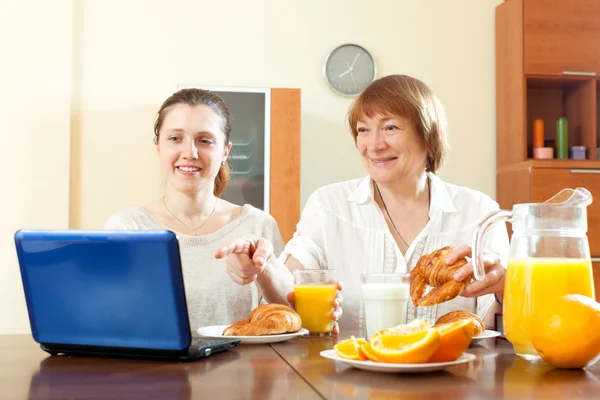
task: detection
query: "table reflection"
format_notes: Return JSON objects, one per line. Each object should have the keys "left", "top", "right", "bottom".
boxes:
{"left": 27, "top": 350, "right": 241, "bottom": 400}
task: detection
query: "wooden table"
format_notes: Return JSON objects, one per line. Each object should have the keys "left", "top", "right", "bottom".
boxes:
{"left": 1, "top": 335, "right": 599, "bottom": 399}
{"left": 0, "top": 335, "right": 319, "bottom": 400}
{"left": 272, "top": 335, "right": 600, "bottom": 400}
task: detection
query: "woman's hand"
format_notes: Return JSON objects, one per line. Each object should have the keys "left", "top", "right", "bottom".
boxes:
{"left": 446, "top": 244, "right": 505, "bottom": 298}
{"left": 286, "top": 281, "right": 344, "bottom": 335}
{"left": 215, "top": 236, "right": 274, "bottom": 285}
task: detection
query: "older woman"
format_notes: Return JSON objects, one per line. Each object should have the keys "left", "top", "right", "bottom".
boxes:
{"left": 217, "top": 75, "right": 509, "bottom": 334}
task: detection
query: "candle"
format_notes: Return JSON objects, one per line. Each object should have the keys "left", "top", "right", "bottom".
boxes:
{"left": 569, "top": 146, "right": 586, "bottom": 160}
{"left": 534, "top": 147, "right": 554, "bottom": 159}
{"left": 556, "top": 117, "right": 568, "bottom": 159}
{"left": 533, "top": 119, "right": 544, "bottom": 149}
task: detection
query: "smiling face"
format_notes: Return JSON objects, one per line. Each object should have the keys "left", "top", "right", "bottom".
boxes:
{"left": 156, "top": 104, "right": 231, "bottom": 195}
{"left": 355, "top": 113, "right": 428, "bottom": 185}
{"left": 348, "top": 75, "right": 449, "bottom": 176}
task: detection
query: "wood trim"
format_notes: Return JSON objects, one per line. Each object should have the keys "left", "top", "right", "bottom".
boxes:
{"left": 270, "top": 89, "right": 301, "bottom": 243}
{"left": 497, "top": 159, "right": 600, "bottom": 174}
{"left": 495, "top": 0, "right": 525, "bottom": 168}
{"left": 496, "top": 161, "right": 533, "bottom": 174}
{"left": 529, "top": 159, "right": 600, "bottom": 169}
{"left": 526, "top": 74, "right": 596, "bottom": 84}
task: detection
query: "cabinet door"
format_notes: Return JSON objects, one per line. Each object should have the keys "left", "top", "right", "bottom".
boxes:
{"left": 531, "top": 168, "right": 600, "bottom": 256}
{"left": 215, "top": 90, "right": 269, "bottom": 210}
{"left": 593, "top": 261, "right": 600, "bottom": 302}
{"left": 524, "top": 0, "right": 600, "bottom": 75}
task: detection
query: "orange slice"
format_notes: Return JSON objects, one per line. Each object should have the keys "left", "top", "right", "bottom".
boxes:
{"left": 428, "top": 319, "right": 474, "bottom": 363}
{"left": 369, "top": 328, "right": 441, "bottom": 363}
{"left": 358, "top": 342, "right": 381, "bottom": 362}
{"left": 375, "top": 319, "right": 431, "bottom": 337}
{"left": 350, "top": 336, "right": 368, "bottom": 361}
{"left": 334, "top": 336, "right": 368, "bottom": 360}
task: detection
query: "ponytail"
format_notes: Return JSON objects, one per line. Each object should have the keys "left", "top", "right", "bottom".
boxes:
{"left": 214, "top": 162, "right": 230, "bottom": 196}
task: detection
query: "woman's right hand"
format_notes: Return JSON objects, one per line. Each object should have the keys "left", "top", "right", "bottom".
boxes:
{"left": 215, "top": 236, "right": 275, "bottom": 285}
{"left": 286, "top": 281, "right": 344, "bottom": 335}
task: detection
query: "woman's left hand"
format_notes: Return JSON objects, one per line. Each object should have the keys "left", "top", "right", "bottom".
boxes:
{"left": 445, "top": 244, "right": 505, "bottom": 298}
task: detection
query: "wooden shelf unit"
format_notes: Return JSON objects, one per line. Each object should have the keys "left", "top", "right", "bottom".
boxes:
{"left": 496, "top": 0, "right": 600, "bottom": 301}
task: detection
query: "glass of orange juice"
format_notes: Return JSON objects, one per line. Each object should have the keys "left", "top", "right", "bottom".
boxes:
{"left": 293, "top": 269, "right": 338, "bottom": 336}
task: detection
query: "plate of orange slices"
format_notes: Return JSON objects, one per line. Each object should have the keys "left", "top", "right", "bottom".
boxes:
{"left": 321, "top": 319, "right": 478, "bottom": 373}
{"left": 320, "top": 349, "right": 476, "bottom": 373}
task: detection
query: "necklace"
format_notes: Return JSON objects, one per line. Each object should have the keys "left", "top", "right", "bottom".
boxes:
{"left": 162, "top": 196, "right": 218, "bottom": 236}
{"left": 375, "top": 178, "right": 431, "bottom": 249}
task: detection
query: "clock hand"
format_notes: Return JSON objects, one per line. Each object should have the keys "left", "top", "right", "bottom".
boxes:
{"left": 350, "top": 53, "right": 361, "bottom": 68}
{"left": 350, "top": 70, "right": 358, "bottom": 90}
{"left": 338, "top": 68, "right": 352, "bottom": 78}
{"left": 338, "top": 61, "right": 356, "bottom": 78}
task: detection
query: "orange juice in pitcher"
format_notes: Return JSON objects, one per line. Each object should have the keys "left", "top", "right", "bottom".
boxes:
{"left": 503, "top": 257, "right": 594, "bottom": 356}
{"left": 473, "top": 188, "right": 595, "bottom": 360}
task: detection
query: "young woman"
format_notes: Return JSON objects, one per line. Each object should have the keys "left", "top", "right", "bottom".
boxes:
{"left": 105, "top": 88, "right": 290, "bottom": 331}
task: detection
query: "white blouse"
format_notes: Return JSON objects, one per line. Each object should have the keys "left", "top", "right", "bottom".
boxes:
{"left": 281, "top": 172, "right": 510, "bottom": 334}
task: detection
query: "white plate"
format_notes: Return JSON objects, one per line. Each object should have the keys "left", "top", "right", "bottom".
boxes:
{"left": 196, "top": 325, "right": 309, "bottom": 344}
{"left": 320, "top": 350, "right": 477, "bottom": 373}
{"left": 472, "top": 329, "right": 502, "bottom": 340}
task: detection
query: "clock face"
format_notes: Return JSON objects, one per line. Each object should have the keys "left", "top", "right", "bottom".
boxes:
{"left": 324, "top": 44, "right": 376, "bottom": 97}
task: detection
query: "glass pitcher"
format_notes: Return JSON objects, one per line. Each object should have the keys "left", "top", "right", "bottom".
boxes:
{"left": 472, "top": 188, "right": 595, "bottom": 360}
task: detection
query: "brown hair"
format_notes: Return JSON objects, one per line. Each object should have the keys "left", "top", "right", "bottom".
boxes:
{"left": 154, "top": 88, "right": 231, "bottom": 195}
{"left": 347, "top": 75, "right": 448, "bottom": 173}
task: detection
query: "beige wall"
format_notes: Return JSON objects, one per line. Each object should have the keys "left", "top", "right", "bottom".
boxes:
{"left": 1, "top": 0, "right": 502, "bottom": 334}
{"left": 0, "top": 0, "right": 73, "bottom": 336}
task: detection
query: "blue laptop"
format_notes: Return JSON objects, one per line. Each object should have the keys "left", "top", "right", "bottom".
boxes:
{"left": 14, "top": 229, "right": 240, "bottom": 361}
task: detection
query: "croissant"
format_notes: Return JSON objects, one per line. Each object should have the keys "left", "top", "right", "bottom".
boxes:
{"left": 223, "top": 304, "right": 302, "bottom": 336}
{"left": 409, "top": 246, "right": 469, "bottom": 306}
{"left": 435, "top": 310, "right": 485, "bottom": 336}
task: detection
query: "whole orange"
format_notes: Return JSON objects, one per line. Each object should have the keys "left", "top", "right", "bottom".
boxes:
{"left": 530, "top": 294, "right": 600, "bottom": 369}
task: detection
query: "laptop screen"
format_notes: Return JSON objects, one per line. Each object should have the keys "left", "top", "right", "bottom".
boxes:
{"left": 15, "top": 230, "right": 191, "bottom": 351}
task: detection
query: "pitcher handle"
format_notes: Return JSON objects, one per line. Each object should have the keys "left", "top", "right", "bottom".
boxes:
{"left": 472, "top": 210, "right": 513, "bottom": 281}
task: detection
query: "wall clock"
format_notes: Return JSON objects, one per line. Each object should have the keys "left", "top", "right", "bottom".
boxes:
{"left": 323, "top": 44, "right": 376, "bottom": 97}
